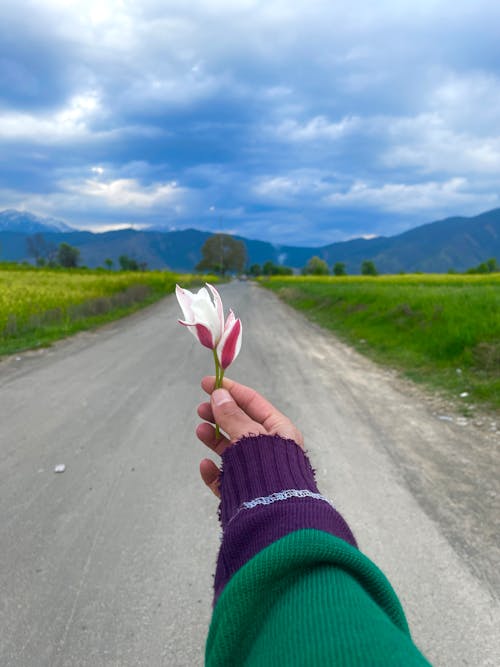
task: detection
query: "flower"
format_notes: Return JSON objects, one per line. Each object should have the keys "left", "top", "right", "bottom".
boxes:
{"left": 176, "top": 283, "right": 242, "bottom": 368}
{"left": 176, "top": 282, "right": 242, "bottom": 437}
{"left": 176, "top": 283, "right": 224, "bottom": 350}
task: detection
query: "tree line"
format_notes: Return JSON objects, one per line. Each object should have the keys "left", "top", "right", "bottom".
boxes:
{"left": 20, "top": 231, "right": 500, "bottom": 275}
{"left": 25, "top": 234, "right": 147, "bottom": 270}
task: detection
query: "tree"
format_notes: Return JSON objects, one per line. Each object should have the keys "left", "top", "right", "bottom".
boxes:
{"left": 333, "top": 261, "right": 347, "bottom": 276}
{"left": 486, "top": 257, "right": 498, "bottom": 272}
{"left": 119, "top": 255, "right": 139, "bottom": 271}
{"left": 196, "top": 234, "right": 247, "bottom": 275}
{"left": 303, "top": 256, "right": 329, "bottom": 275}
{"left": 27, "top": 234, "right": 57, "bottom": 266}
{"left": 57, "top": 242, "right": 80, "bottom": 268}
{"left": 361, "top": 260, "right": 378, "bottom": 276}
{"left": 104, "top": 258, "right": 114, "bottom": 270}
{"left": 261, "top": 261, "right": 293, "bottom": 276}
{"left": 248, "top": 263, "right": 261, "bottom": 277}
{"left": 466, "top": 257, "right": 499, "bottom": 274}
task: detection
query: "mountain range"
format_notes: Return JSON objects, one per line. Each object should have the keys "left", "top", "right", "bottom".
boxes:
{"left": 1, "top": 207, "right": 499, "bottom": 273}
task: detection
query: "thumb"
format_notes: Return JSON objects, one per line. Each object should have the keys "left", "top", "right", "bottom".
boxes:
{"left": 211, "top": 388, "right": 266, "bottom": 443}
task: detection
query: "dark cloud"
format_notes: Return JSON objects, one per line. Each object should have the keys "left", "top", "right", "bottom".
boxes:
{"left": 1, "top": 0, "right": 500, "bottom": 244}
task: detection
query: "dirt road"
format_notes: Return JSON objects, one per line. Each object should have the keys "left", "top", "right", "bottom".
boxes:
{"left": 0, "top": 281, "right": 498, "bottom": 666}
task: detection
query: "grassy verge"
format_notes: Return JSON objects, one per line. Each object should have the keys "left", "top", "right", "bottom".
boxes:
{"left": 0, "top": 265, "right": 215, "bottom": 356}
{"left": 260, "top": 274, "right": 500, "bottom": 412}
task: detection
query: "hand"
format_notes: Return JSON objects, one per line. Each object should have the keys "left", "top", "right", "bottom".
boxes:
{"left": 196, "top": 376, "right": 304, "bottom": 498}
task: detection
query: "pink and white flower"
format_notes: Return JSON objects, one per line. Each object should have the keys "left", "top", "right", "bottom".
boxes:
{"left": 176, "top": 283, "right": 242, "bottom": 368}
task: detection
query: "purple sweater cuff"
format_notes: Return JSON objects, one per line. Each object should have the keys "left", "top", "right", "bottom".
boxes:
{"left": 214, "top": 435, "right": 357, "bottom": 603}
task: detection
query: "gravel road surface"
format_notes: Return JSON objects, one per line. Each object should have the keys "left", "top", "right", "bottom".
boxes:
{"left": 1, "top": 281, "right": 498, "bottom": 666}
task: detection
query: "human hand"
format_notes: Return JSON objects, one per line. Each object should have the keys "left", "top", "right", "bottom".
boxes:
{"left": 196, "top": 376, "right": 304, "bottom": 498}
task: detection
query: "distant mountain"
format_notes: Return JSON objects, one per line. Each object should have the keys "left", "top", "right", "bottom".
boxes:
{"left": 0, "top": 209, "right": 74, "bottom": 234}
{"left": 0, "top": 207, "right": 499, "bottom": 272}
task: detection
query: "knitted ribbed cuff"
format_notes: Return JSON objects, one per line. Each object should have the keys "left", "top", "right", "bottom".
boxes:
{"left": 214, "top": 435, "right": 358, "bottom": 603}
{"left": 218, "top": 434, "right": 320, "bottom": 527}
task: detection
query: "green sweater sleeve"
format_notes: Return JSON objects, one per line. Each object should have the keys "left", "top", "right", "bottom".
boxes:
{"left": 207, "top": 529, "right": 431, "bottom": 666}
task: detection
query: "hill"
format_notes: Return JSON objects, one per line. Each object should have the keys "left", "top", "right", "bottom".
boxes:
{"left": 0, "top": 208, "right": 499, "bottom": 272}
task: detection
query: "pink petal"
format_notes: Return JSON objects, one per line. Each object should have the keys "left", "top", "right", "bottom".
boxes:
{"left": 218, "top": 318, "right": 242, "bottom": 369}
{"left": 195, "top": 323, "right": 215, "bottom": 349}
{"left": 179, "top": 320, "right": 215, "bottom": 349}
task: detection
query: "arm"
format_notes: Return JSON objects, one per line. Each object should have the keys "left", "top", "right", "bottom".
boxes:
{"left": 197, "top": 378, "right": 431, "bottom": 666}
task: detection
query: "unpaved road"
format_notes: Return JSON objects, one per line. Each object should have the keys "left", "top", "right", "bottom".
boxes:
{"left": 0, "top": 281, "right": 498, "bottom": 666}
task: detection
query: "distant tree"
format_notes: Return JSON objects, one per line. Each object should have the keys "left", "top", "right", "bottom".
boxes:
{"left": 303, "top": 256, "right": 329, "bottom": 275}
{"left": 27, "top": 234, "right": 57, "bottom": 266}
{"left": 466, "top": 257, "right": 499, "bottom": 274}
{"left": 196, "top": 234, "right": 247, "bottom": 275}
{"left": 119, "top": 255, "right": 139, "bottom": 271}
{"left": 138, "top": 261, "right": 148, "bottom": 272}
{"left": 486, "top": 257, "right": 499, "bottom": 272}
{"left": 361, "top": 260, "right": 378, "bottom": 276}
{"left": 104, "top": 258, "right": 114, "bottom": 270}
{"left": 333, "top": 261, "right": 347, "bottom": 276}
{"left": 57, "top": 242, "right": 80, "bottom": 268}
{"left": 249, "top": 263, "right": 261, "bottom": 277}
{"left": 261, "top": 261, "right": 293, "bottom": 276}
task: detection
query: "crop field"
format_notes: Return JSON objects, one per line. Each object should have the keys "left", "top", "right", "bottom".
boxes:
{"left": 261, "top": 274, "right": 500, "bottom": 411}
{"left": 0, "top": 264, "right": 209, "bottom": 356}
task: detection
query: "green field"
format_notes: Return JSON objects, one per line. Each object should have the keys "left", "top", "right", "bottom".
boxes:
{"left": 260, "top": 274, "right": 500, "bottom": 412}
{"left": 0, "top": 264, "right": 212, "bottom": 356}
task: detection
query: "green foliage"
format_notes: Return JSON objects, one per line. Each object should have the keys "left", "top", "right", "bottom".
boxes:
{"left": 57, "top": 242, "right": 80, "bottom": 268}
{"left": 196, "top": 233, "right": 247, "bottom": 275}
{"left": 262, "top": 261, "right": 293, "bottom": 276}
{"left": 361, "top": 260, "right": 378, "bottom": 276}
{"left": 104, "top": 258, "right": 114, "bottom": 270}
{"left": 260, "top": 274, "right": 500, "bottom": 411}
{"left": 466, "top": 257, "right": 498, "bottom": 274}
{"left": 248, "top": 263, "right": 262, "bottom": 276}
{"left": 119, "top": 254, "right": 139, "bottom": 271}
{"left": 333, "top": 261, "right": 347, "bottom": 276}
{"left": 302, "top": 256, "right": 329, "bottom": 275}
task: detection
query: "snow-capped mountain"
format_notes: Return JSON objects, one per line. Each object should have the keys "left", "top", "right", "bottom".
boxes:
{"left": 0, "top": 209, "right": 74, "bottom": 234}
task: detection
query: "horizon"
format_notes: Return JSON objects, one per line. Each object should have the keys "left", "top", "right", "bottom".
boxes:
{"left": 1, "top": 1, "right": 500, "bottom": 245}
{"left": 5, "top": 205, "right": 500, "bottom": 250}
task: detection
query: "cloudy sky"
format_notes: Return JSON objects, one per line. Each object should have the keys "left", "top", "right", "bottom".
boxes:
{"left": 1, "top": 0, "right": 500, "bottom": 245}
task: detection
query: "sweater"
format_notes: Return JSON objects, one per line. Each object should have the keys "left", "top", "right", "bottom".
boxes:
{"left": 206, "top": 435, "right": 431, "bottom": 666}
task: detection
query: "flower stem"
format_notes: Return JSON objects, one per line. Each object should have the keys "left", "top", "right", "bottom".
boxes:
{"left": 213, "top": 349, "right": 222, "bottom": 438}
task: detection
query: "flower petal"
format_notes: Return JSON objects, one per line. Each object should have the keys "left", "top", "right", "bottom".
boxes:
{"left": 179, "top": 320, "right": 214, "bottom": 348}
{"left": 206, "top": 283, "right": 224, "bottom": 332}
{"left": 175, "top": 284, "right": 195, "bottom": 322}
{"left": 217, "top": 318, "right": 242, "bottom": 369}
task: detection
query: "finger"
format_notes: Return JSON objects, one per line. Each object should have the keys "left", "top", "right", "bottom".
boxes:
{"left": 202, "top": 376, "right": 286, "bottom": 427}
{"left": 200, "top": 458, "right": 221, "bottom": 498}
{"left": 201, "top": 376, "right": 302, "bottom": 445}
{"left": 197, "top": 401, "right": 214, "bottom": 423}
{"left": 196, "top": 422, "right": 231, "bottom": 456}
{"left": 211, "top": 388, "right": 267, "bottom": 442}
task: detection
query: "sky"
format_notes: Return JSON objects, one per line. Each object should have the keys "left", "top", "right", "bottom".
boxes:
{"left": 1, "top": 0, "right": 500, "bottom": 246}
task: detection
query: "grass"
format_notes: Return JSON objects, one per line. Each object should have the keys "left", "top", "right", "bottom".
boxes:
{"left": 260, "top": 274, "right": 500, "bottom": 412}
{"left": 0, "top": 264, "right": 215, "bottom": 356}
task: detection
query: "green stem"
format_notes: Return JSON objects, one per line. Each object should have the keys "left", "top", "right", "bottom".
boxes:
{"left": 213, "top": 349, "right": 222, "bottom": 438}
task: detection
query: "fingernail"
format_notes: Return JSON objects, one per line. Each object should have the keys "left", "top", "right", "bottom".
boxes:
{"left": 212, "top": 389, "right": 232, "bottom": 406}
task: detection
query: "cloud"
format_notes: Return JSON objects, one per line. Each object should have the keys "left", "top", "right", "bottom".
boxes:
{"left": 1, "top": 0, "right": 500, "bottom": 244}
{"left": 275, "top": 115, "right": 360, "bottom": 142}
{"left": 323, "top": 178, "right": 499, "bottom": 214}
